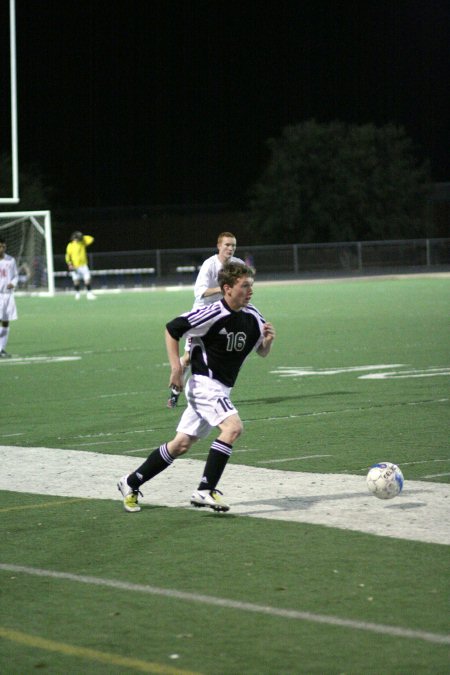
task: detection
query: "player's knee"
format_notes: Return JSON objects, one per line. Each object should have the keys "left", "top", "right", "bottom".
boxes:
{"left": 231, "top": 422, "right": 243, "bottom": 442}
{"left": 168, "top": 433, "right": 195, "bottom": 457}
{"left": 221, "top": 416, "right": 243, "bottom": 443}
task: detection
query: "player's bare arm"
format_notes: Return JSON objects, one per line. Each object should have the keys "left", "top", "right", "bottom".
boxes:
{"left": 202, "top": 286, "right": 221, "bottom": 298}
{"left": 257, "top": 322, "right": 276, "bottom": 357}
{"left": 165, "top": 328, "right": 184, "bottom": 391}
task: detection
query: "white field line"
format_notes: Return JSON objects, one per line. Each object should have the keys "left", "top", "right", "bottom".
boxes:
{"left": 397, "top": 458, "right": 450, "bottom": 467}
{"left": 1, "top": 446, "right": 449, "bottom": 546}
{"left": 258, "top": 454, "right": 332, "bottom": 464}
{"left": 0, "top": 356, "right": 81, "bottom": 365}
{"left": 0, "top": 564, "right": 448, "bottom": 646}
{"left": 272, "top": 364, "right": 405, "bottom": 377}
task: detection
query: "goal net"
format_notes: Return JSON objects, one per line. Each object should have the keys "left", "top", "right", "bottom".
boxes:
{"left": 0, "top": 210, "right": 54, "bottom": 295}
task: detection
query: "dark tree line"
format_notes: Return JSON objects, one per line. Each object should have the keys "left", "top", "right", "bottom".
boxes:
{"left": 1, "top": 118, "right": 434, "bottom": 248}
{"left": 248, "top": 120, "right": 431, "bottom": 243}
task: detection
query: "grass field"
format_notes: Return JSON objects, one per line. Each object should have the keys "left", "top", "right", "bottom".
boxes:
{"left": 1, "top": 276, "right": 449, "bottom": 674}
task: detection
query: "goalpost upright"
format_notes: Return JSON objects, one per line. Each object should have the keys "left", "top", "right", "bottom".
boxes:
{"left": 9, "top": 0, "right": 19, "bottom": 203}
{"left": 0, "top": 0, "right": 19, "bottom": 204}
{"left": 1, "top": 3, "right": 55, "bottom": 296}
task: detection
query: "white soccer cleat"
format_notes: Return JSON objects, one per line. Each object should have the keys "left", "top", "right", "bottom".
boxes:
{"left": 86, "top": 292, "right": 97, "bottom": 300}
{"left": 117, "top": 474, "right": 142, "bottom": 512}
{"left": 190, "top": 488, "right": 230, "bottom": 512}
{"left": 75, "top": 292, "right": 80, "bottom": 300}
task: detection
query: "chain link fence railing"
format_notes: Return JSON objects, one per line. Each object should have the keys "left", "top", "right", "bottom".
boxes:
{"left": 52, "top": 238, "right": 450, "bottom": 290}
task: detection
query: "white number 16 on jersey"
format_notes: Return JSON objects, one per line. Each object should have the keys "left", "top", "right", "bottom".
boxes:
{"left": 225, "top": 331, "right": 246, "bottom": 351}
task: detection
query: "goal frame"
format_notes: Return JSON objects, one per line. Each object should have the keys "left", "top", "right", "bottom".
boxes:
{"left": 0, "top": 210, "right": 55, "bottom": 295}
{"left": 0, "top": 0, "right": 19, "bottom": 203}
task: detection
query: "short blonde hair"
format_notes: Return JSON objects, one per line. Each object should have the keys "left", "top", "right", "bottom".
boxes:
{"left": 217, "top": 231, "right": 236, "bottom": 244}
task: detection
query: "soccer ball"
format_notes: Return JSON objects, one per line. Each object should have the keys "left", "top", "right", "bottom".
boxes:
{"left": 366, "top": 462, "right": 404, "bottom": 500}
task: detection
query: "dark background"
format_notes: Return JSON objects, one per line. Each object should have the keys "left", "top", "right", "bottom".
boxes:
{"left": 5, "top": 0, "right": 450, "bottom": 204}
{"left": 1, "top": 1, "right": 449, "bottom": 251}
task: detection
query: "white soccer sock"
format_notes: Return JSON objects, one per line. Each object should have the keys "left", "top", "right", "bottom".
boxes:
{"left": 0, "top": 326, "right": 9, "bottom": 351}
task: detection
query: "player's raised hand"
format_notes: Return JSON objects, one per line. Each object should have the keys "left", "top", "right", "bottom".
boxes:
{"left": 257, "top": 322, "right": 275, "bottom": 357}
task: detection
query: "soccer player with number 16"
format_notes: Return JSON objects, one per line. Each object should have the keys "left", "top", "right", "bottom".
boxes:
{"left": 118, "top": 260, "right": 275, "bottom": 513}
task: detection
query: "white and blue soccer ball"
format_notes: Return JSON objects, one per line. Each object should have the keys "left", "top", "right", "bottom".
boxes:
{"left": 366, "top": 462, "right": 404, "bottom": 500}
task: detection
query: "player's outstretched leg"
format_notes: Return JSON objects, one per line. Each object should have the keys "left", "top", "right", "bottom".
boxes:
{"left": 117, "top": 443, "right": 175, "bottom": 512}
{"left": 117, "top": 475, "right": 142, "bottom": 512}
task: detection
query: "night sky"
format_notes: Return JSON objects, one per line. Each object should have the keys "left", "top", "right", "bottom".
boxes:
{"left": 3, "top": 0, "right": 450, "bottom": 208}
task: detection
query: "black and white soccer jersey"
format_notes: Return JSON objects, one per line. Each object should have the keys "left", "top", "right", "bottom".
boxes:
{"left": 166, "top": 299, "right": 266, "bottom": 387}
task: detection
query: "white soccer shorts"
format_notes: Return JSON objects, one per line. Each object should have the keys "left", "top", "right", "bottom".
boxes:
{"left": 0, "top": 292, "right": 18, "bottom": 321}
{"left": 176, "top": 374, "right": 238, "bottom": 439}
{"left": 70, "top": 265, "right": 91, "bottom": 283}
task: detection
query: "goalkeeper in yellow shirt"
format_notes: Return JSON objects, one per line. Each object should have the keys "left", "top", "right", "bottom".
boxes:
{"left": 65, "top": 231, "right": 96, "bottom": 300}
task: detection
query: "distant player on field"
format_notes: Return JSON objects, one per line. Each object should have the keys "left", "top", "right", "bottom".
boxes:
{"left": 168, "top": 231, "right": 244, "bottom": 407}
{"left": 0, "top": 237, "right": 19, "bottom": 358}
{"left": 65, "top": 231, "right": 96, "bottom": 300}
{"left": 118, "top": 260, "right": 275, "bottom": 513}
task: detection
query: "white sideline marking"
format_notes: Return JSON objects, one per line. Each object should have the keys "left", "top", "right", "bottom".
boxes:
{"left": 99, "top": 391, "right": 144, "bottom": 398}
{"left": 361, "top": 368, "right": 450, "bottom": 379}
{"left": 1, "top": 446, "right": 449, "bottom": 545}
{"left": 397, "top": 458, "right": 449, "bottom": 467}
{"left": 0, "top": 356, "right": 81, "bottom": 365}
{"left": 258, "top": 454, "right": 332, "bottom": 464}
{"left": 272, "top": 364, "right": 404, "bottom": 377}
{"left": 0, "top": 564, "right": 448, "bottom": 646}
{"left": 74, "top": 440, "right": 130, "bottom": 447}
{"left": 271, "top": 364, "right": 450, "bottom": 380}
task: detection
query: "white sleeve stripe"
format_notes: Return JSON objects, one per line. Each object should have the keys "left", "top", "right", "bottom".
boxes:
{"left": 244, "top": 304, "right": 265, "bottom": 322}
{"left": 185, "top": 305, "right": 224, "bottom": 327}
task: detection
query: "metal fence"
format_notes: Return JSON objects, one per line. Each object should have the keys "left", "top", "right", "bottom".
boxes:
{"left": 52, "top": 238, "right": 450, "bottom": 289}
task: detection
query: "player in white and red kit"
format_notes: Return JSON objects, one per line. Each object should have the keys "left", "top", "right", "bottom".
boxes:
{"left": 0, "top": 237, "right": 19, "bottom": 358}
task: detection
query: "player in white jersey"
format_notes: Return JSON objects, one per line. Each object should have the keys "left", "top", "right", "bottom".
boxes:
{"left": 0, "top": 237, "right": 19, "bottom": 358}
{"left": 168, "top": 231, "right": 244, "bottom": 407}
{"left": 118, "top": 260, "right": 275, "bottom": 514}
{"left": 192, "top": 232, "right": 244, "bottom": 310}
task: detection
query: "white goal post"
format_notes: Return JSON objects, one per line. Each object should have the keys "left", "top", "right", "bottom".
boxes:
{"left": 0, "top": 210, "right": 55, "bottom": 295}
{"left": 0, "top": 1, "right": 19, "bottom": 203}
